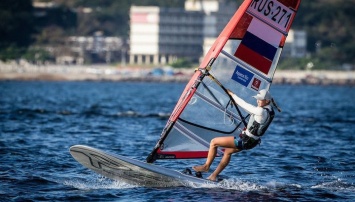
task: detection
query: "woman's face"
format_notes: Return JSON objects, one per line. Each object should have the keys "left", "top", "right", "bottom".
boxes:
{"left": 257, "top": 99, "right": 270, "bottom": 107}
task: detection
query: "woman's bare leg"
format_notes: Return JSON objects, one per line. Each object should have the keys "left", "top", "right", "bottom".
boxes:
{"left": 193, "top": 136, "right": 237, "bottom": 172}
{"left": 207, "top": 147, "right": 240, "bottom": 181}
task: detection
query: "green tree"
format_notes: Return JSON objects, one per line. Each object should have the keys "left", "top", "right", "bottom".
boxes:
{"left": 33, "top": 3, "right": 77, "bottom": 46}
{"left": 293, "top": 0, "right": 355, "bottom": 65}
{"left": 0, "top": 0, "right": 34, "bottom": 60}
{"left": 23, "top": 47, "right": 54, "bottom": 63}
{"left": 170, "top": 58, "right": 193, "bottom": 68}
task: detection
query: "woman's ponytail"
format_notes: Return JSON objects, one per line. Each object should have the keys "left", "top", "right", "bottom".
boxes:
{"left": 271, "top": 98, "right": 282, "bottom": 112}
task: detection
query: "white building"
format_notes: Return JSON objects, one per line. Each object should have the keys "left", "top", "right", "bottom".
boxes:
{"left": 129, "top": 0, "right": 237, "bottom": 65}
{"left": 130, "top": 6, "right": 204, "bottom": 65}
{"left": 67, "top": 31, "right": 124, "bottom": 64}
{"left": 283, "top": 30, "right": 307, "bottom": 58}
{"left": 185, "top": 0, "right": 237, "bottom": 57}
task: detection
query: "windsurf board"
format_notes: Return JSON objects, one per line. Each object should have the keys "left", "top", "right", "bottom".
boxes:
{"left": 69, "top": 145, "right": 219, "bottom": 187}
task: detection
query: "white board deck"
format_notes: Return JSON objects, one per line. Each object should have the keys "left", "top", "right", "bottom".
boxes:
{"left": 69, "top": 145, "right": 218, "bottom": 187}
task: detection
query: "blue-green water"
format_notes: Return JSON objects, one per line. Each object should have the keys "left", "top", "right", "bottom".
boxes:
{"left": 1, "top": 81, "right": 354, "bottom": 201}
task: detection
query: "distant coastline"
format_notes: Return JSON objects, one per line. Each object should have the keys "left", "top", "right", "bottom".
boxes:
{"left": 0, "top": 64, "right": 354, "bottom": 86}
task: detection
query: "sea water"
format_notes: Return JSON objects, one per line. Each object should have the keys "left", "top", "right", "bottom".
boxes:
{"left": 1, "top": 81, "right": 354, "bottom": 201}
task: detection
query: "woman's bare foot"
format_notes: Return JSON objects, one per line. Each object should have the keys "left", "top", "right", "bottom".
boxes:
{"left": 192, "top": 164, "right": 209, "bottom": 172}
{"left": 207, "top": 174, "right": 217, "bottom": 182}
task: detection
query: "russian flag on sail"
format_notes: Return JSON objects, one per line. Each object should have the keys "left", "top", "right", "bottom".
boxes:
{"left": 234, "top": 17, "right": 283, "bottom": 75}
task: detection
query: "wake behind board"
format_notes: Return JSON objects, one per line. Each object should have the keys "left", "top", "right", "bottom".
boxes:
{"left": 69, "top": 145, "right": 219, "bottom": 187}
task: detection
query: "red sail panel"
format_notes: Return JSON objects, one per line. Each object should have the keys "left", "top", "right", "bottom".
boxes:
{"left": 278, "top": 0, "right": 301, "bottom": 9}
{"left": 230, "top": 13, "right": 253, "bottom": 39}
{"left": 235, "top": 44, "right": 273, "bottom": 74}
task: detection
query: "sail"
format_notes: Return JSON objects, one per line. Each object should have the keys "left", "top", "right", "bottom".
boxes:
{"left": 147, "top": 0, "right": 301, "bottom": 163}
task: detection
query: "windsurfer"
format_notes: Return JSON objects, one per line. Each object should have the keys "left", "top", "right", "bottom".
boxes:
{"left": 193, "top": 89, "right": 280, "bottom": 181}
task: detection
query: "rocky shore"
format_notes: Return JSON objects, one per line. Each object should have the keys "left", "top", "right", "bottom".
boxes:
{"left": 0, "top": 64, "right": 354, "bottom": 85}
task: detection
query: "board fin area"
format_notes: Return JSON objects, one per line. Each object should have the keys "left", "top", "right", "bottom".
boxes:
{"left": 181, "top": 168, "right": 224, "bottom": 182}
{"left": 70, "top": 145, "right": 220, "bottom": 187}
{"left": 182, "top": 168, "right": 203, "bottom": 178}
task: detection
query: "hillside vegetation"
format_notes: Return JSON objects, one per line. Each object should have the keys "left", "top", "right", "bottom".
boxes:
{"left": 0, "top": 0, "right": 354, "bottom": 69}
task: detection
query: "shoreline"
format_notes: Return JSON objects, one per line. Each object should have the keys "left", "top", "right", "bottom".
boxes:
{"left": 0, "top": 64, "right": 354, "bottom": 85}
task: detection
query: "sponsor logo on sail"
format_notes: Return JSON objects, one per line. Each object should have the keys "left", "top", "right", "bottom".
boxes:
{"left": 251, "top": 77, "right": 261, "bottom": 90}
{"left": 231, "top": 65, "right": 253, "bottom": 87}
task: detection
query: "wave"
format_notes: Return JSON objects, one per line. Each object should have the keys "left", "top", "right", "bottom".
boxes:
{"left": 311, "top": 179, "right": 355, "bottom": 191}
{"left": 0, "top": 108, "right": 171, "bottom": 119}
{"left": 116, "top": 110, "right": 170, "bottom": 118}
{"left": 63, "top": 175, "right": 137, "bottom": 190}
{"left": 216, "top": 178, "right": 267, "bottom": 191}
{"left": 63, "top": 175, "right": 267, "bottom": 191}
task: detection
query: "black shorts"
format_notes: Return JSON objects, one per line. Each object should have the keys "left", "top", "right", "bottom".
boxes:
{"left": 234, "top": 134, "right": 261, "bottom": 150}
